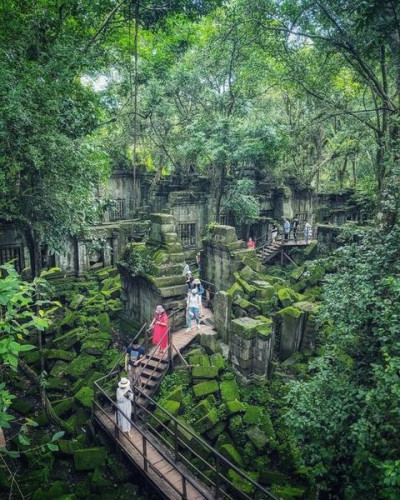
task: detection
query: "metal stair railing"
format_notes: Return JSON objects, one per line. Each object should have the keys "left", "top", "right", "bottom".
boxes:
{"left": 106, "top": 321, "right": 147, "bottom": 377}
{"left": 93, "top": 370, "right": 277, "bottom": 500}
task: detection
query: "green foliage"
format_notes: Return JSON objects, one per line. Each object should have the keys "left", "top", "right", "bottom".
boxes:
{"left": 119, "top": 245, "right": 155, "bottom": 277}
{"left": 224, "top": 179, "right": 260, "bottom": 225}
{"left": 285, "top": 222, "right": 400, "bottom": 496}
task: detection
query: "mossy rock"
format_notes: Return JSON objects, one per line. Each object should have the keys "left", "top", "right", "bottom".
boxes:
{"left": 247, "top": 426, "right": 268, "bottom": 450}
{"left": 220, "top": 444, "right": 244, "bottom": 468}
{"left": 193, "top": 380, "right": 219, "bottom": 398}
{"left": 243, "top": 405, "right": 262, "bottom": 425}
{"left": 23, "top": 349, "right": 40, "bottom": 365}
{"left": 167, "top": 385, "right": 183, "bottom": 402}
{"left": 227, "top": 282, "right": 244, "bottom": 300}
{"left": 193, "top": 408, "right": 219, "bottom": 434}
{"left": 45, "top": 349, "right": 76, "bottom": 362}
{"left": 81, "top": 339, "right": 110, "bottom": 356}
{"left": 259, "top": 470, "right": 288, "bottom": 486}
{"left": 11, "top": 398, "right": 34, "bottom": 415}
{"left": 192, "top": 365, "right": 219, "bottom": 380}
{"left": 51, "top": 327, "right": 85, "bottom": 350}
{"left": 189, "top": 354, "right": 210, "bottom": 367}
{"left": 97, "top": 312, "right": 111, "bottom": 333}
{"left": 240, "top": 253, "right": 265, "bottom": 272}
{"left": 253, "top": 281, "right": 275, "bottom": 300}
{"left": 101, "top": 275, "right": 121, "bottom": 292}
{"left": 107, "top": 299, "right": 123, "bottom": 319}
{"left": 49, "top": 360, "right": 69, "bottom": 378}
{"left": 210, "top": 353, "right": 225, "bottom": 372}
{"left": 226, "top": 400, "right": 246, "bottom": 415}
{"left": 239, "top": 265, "right": 257, "bottom": 282}
{"left": 192, "top": 399, "right": 211, "bottom": 419}
{"left": 64, "top": 354, "right": 97, "bottom": 380}
{"left": 227, "top": 468, "right": 259, "bottom": 495}
{"left": 234, "top": 299, "right": 261, "bottom": 317}
{"left": 220, "top": 379, "right": 239, "bottom": 402}
{"left": 58, "top": 311, "right": 77, "bottom": 331}
{"left": 36, "top": 397, "right": 74, "bottom": 426}
{"left": 277, "top": 288, "right": 301, "bottom": 308}
{"left": 74, "top": 447, "right": 107, "bottom": 471}
{"left": 303, "top": 241, "right": 317, "bottom": 259}
{"left": 72, "top": 370, "right": 103, "bottom": 394}
{"left": 289, "top": 266, "right": 305, "bottom": 283}
{"left": 32, "top": 480, "right": 71, "bottom": 499}
{"left": 276, "top": 306, "right": 302, "bottom": 322}
{"left": 216, "top": 432, "right": 234, "bottom": 450}
{"left": 67, "top": 407, "right": 90, "bottom": 431}
{"left": 233, "top": 273, "right": 256, "bottom": 296}
{"left": 46, "top": 377, "right": 70, "bottom": 391}
{"left": 58, "top": 439, "right": 84, "bottom": 455}
{"left": 205, "top": 421, "right": 226, "bottom": 441}
{"left": 107, "top": 456, "right": 132, "bottom": 482}
{"left": 270, "top": 485, "right": 306, "bottom": 499}
{"left": 255, "top": 323, "right": 272, "bottom": 339}
{"left": 74, "top": 387, "right": 94, "bottom": 408}
{"left": 153, "top": 400, "right": 181, "bottom": 426}
{"left": 260, "top": 412, "right": 276, "bottom": 442}
{"left": 230, "top": 317, "right": 264, "bottom": 339}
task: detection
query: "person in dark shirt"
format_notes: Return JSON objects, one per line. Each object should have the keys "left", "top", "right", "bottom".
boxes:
{"left": 125, "top": 341, "right": 145, "bottom": 385}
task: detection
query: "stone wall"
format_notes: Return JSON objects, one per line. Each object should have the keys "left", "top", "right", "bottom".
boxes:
{"left": 316, "top": 224, "right": 341, "bottom": 254}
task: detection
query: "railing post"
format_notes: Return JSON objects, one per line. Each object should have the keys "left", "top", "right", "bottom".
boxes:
{"left": 168, "top": 329, "right": 173, "bottom": 373}
{"left": 133, "top": 385, "right": 138, "bottom": 423}
{"left": 174, "top": 419, "right": 179, "bottom": 462}
{"left": 182, "top": 476, "right": 187, "bottom": 499}
{"left": 143, "top": 435, "right": 148, "bottom": 472}
{"left": 215, "top": 456, "right": 220, "bottom": 499}
{"left": 145, "top": 329, "right": 149, "bottom": 352}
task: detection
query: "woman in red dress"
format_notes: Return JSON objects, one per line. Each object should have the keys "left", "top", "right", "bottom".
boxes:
{"left": 151, "top": 305, "right": 169, "bottom": 352}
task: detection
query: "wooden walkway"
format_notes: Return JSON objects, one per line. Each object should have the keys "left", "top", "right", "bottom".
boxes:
{"left": 95, "top": 409, "right": 211, "bottom": 500}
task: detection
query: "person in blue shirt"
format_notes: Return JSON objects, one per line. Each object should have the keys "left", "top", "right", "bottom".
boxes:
{"left": 283, "top": 217, "right": 291, "bottom": 240}
{"left": 125, "top": 341, "right": 145, "bottom": 385}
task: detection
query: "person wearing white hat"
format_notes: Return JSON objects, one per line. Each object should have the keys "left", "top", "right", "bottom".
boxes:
{"left": 116, "top": 377, "right": 133, "bottom": 434}
{"left": 186, "top": 288, "right": 201, "bottom": 332}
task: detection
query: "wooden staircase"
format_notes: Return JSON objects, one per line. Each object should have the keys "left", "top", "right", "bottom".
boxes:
{"left": 135, "top": 353, "right": 169, "bottom": 407}
{"left": 257, "top": 241, "right": 281, "bottom": 262}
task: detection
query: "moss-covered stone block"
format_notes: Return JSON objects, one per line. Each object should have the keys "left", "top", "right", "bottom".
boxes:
{"left": 51, "top": 327, "right": 85, "bottom": 350}
{"left": 226, "top": 400, "right": 246, "bottom": 415}
{"left": 189, "top": 354, "right": 210, "bottom": 367}
{"left": 81, "top": 339, "right": 110, "bottom": 356}
{"left": 50, "top": 360, "right": 69, "bottom": 378}
{"left": 69, "top": 294, "right": 85, "bottom": 310}
{"left": 193, "top": 399, "right": 211, "bottom": 418}
{"left": 227, "top": 282, "right": 244, "bottom": 300}
{"left": 45, "top": 349, "right": 76, "bottom": 362}
{"left": 97, "top": 312, "right": 111, "bottom": 333}
{"left": 11, "top": 398, "right": 34, "bottom": 415}
{"left": 234, "top": 299, "right": 261, "bottom": 316}
{"left": 227, "top": 469, "right": 259, "bottom": 495}
{"left": 193, "top": 408, "right": 219, "bottom": 434}
{"left": 67, "top": 407, "right": 90, "bottom": 430}
{"left": 260, "top": 411, "right": 276, "bottom": 442}
{"left": 255, "top": 322, "right": 272, "bottom": 339}
{"left": 64, "top": 354, "right": 97, "bottom": 380}
{"left": 153, "top": 400, "right": 181, "bottom": 426}
{"left": 192, "top": 366, "right": 218, "bottom": 380}
{"left": 239, "top": 265, "right": 257, "bottom": 282}
{"left": 234, "top": 273, "right": 256, "bottom": 295}
{"left": 58, "top": 311, "right": 77, "bottom": 331}
{"left": 74, "top": 447, "right": 107, "bottom": 471}
{"left": 210, "top": 353, "right": 225, "bottom": 372}
{"left": 74, "top": 387, "right": 94, "bottom": 408}
{"left": 243, "top": 405, "right": 262, "bottom": 425}
{"left": 58, "top": 439, "right": 84, "bottom": 455}
{"left": 229, "top": 414, "right": 246, "bottom": 446}
{"left": 216, "top": 432, "right": 234, "bottom": 450}
{"left": 205, "top": 421, "right": 225, "bottom": 441}
{"left": 167, "top": 385, "right": 183, "bottom": 402}
{"left": 230, "top": 317, "right": 263, "bottom": 339}
{"left": 247, "top": 426, "right": 268, "bottom": 450}
{"left": 36, "top": 397, "right": 74, "bottom": 426}
{"left": 220, "top": 444, "right": 244, "bottom": 468}
{"left": 289, "top": 266, "right": 305, "bottom": 283}
{"left": 254, "top": 299, "right": 275, "bottom": 316}
{"left": 253, "top": 281, "right": 275, "bottom": 300}
{"left": 270, "top": 485, "right": 306, "bottom": 499}
{"left": 193, "top": 380, "right": 219, "bottom": 398}
{"left": 220, "top": 379, "right": 239, "bottom": 402}
{"left": 46, "top": 377, "right": 70, "bottom": 391}
{"left": 277, "top": 288, "right": 301, "bottom": 308}
{"left": 259, "top": 470, "right": 288, "bottom": 485}
{"left": 23, "top": 349, "right": 40, "bottom": 364}
{"left": 304, "top": 241, "right": 317, "bottom": 259}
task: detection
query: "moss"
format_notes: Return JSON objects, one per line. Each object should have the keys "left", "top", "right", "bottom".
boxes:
{"left": 247, "top": 426, "right": 268, "bottom": 450}
{"left": 260, "top": 470, "right": 288, "bottom": 485}
{"left": 167, "top": 385, "right": 183, "bottom": 402}
{"left": 210, "top": 353, "right": 225, "bottom": 372}
{"left": 192, "top": 366, "right": 219, "bottom": 380}
{"left": 74, "top": 447, "right": 107, "bottom": 471}
{"left": 276, "top": 306, "right": 302, "bottom": 321}
{"left": 243, "top": 405, "right": 262, "bottom": 425}
{"left": 233, "top": 273, "right": 256, "bottom": 295}
{"left": 101, "top": 275, "right": 121, "bottom": 291}
{"left": 254, "top": 299, "right": 275, "bottom": 316}
{"left": 220, "top": 444, "right": 244, "bottom": 468}
{"left": 65, "top": 354, "right": 97, "bottom": 380}
{"left": 226, "top": 400, "right": 246, "bottom": 415}
{"left": 154, "top": 400, "right": 181, "bottom": 426}
{"left": 49, "top": 360, "right": 69, "bottom": 378}
{"left": 220, "top": 379, "right": 240, "bottom": 402}
{"left": 239, "top": 265, "right": 257, "bottom": 282}
{"left": 193, "top": 408, "right": 219, "bottom": 434}
{"left": 193, "top": 380, "right": 219, "bottom": 398}
{"left": 23, "top": 349, "right": 40, "bottom": 364}
{"left": 205, "top": 421, "right": 225, "bottom": 441}
{"left": 227, "top": 282, "right": 244, "bottom": 300}
{"left": 66, "top": 407, "right": 90, "bottom": 430}
{"left": 189, "top": 354, "right": 210, "bottom": 367}
{"left": 227, "top": 469, "right": 259, "bottom": 495}
{"left": 74, "top": 387, "right": 94, "bottom": 408}
{"left": 277, "top": 288, "right": 301, "bottom": 308}
{"left": 234, "top": 299, "right": 261, "bottom": 315}
{"left": 69, "top": 294, "right": 85, "bottom": 310}
{"left": 289, "top": 266, "right": 305, "bottom": 283}
{"left": 229, "top": 415, "right": 246, "bottom": 446}
{"left": 50, "top": 327, "right": 85, "bottom": 350}
{"left": 216, "top": 432, "right": 234, "bottom": 450}
{"left": 58, "top": 311, "right": 77, "bottom": 331}
{"left": 36, "top": 397, "right": 74, "bottom": 426}
{"left": 230, "top": 317, "right": 263, "bottom": 339}
{"left": 270, "top": 485, "right": 306, "bottom": 499}
{"left": 81, "top": 339, "right": 110, "bottom": 356}
{"left": 58, "top": 439, "right": 84, "bottom": 455}
{"left": 46, "top": 377, "right": 70, "bottom": 391}
{"left": 97, "top": 312, "right": 111, "bottom": 333}
{"left": 45, "top": 349, "right": 76, "bottom": 362}
{"left": 11, "top": 398, "right": 34, "bottom": 415}
{"left": 260, "top": 411, "right": 276, "bottom": 442}
{"left": 255, "top": 323, "right": 272, "bottom": 339}
{"left": 192, "top": 399, "right": 211, "bottom": 419}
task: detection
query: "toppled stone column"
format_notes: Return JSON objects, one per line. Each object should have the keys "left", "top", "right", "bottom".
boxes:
{"left": 201, "top": 225, "right": 246, "bottom": 292}
{"left": 118, "top": 213, "right": 187, "bottom": 328}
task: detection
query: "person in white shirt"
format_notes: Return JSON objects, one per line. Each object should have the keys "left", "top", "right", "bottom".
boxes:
{"left": 186, "top": 288, "right": 201, "bottom": 331}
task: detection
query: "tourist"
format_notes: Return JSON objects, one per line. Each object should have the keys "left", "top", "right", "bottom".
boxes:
{"left": 192, "top": 278, "right": 204, "bottom": 316}
{"left": 186, "top": 288, "right": 201, "bottom": 332}
{"left": 125, "top": 340, "right": 145, "bottom": 385}
{"left": 246, "top": 237, "right": 256, "bottom": 250}
{"left": 292, "top": 217, "right": 299, "bottom": 243}
{"left": 182, "top": 262, "right": 190, "bottom": 276}
{"left": 151, "top": 305, "right": 169, "bottom": 353}
{"left": 116, "top": 377, "right": 133, "bottom": 435}
{"left": 283, "top": 217, "right": 291, "bottom": 240}
{"left": 271, "top": 223, "right": 278, "bottom": 243}
{"left": 304, "top": 221, "right": 312, "bottom": 244}
{"left": 186, "top": 271, "right": 194, "bottom": 289}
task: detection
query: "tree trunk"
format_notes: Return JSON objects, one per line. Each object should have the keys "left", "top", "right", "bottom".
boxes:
{"left": 25, "top": 227, "right": 42, "bottom": 278}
